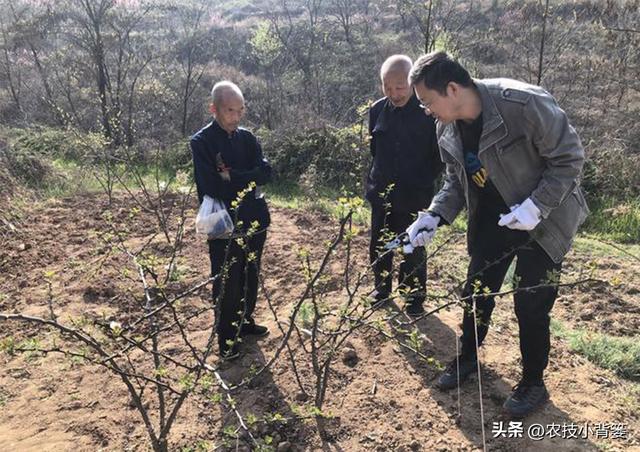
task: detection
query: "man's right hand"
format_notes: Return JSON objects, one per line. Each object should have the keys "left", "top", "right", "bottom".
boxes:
{"left": 406, "top": 211, "right": 440, "bottom": 248}
{"left": 216, "top": 153, "right": 231, "bottom": 181}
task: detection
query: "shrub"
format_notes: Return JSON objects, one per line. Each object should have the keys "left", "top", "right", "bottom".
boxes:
{"left": 0, "top": 126, "right": 108, "bottom": 192}
{"left": 553, "top": 320, "right": 640, "bottom": 381}
{"left": 257, "top": 124, "right": 370, "bottom": 195}
{"left": 582, "top": 197, "right": 640, "bottom": 243}
{"left": 10, "top": 127, "right": 96, "bottom": 162}
{"left": 582, "top": 139, "right": 640, "bottom": 202}
{"left": 1, "top": 139, "right": 60, "bottom": 190}
{"left": 157, "top": 141, "right": 192, "bottom": 173}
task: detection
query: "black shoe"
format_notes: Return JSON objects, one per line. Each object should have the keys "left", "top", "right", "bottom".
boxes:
{"left": 503, "top": 381, "right": 549, "bottom": 418}
{"left": 436, "top": 355, "right": 478, "bottom": 390}
{"left": 219, "top": 341, "right": 240, "bottom": 361}
{"left": 240, "top": 323, "right": 269, "bottom": 337}
{"left": 370, "top": 290, "right": 390, "bottom": 309}
{"left": 372, "top": 298, "right": 390, "bottom": 309}
{"left": 405, "top": 302, "right": 425, "bottom": 318}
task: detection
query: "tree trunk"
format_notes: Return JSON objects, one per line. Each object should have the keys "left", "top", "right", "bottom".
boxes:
{"left": 537, "top": 0, "right": 550, "bottom": 86}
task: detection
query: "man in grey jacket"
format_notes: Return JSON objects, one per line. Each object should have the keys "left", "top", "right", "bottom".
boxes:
{"left": 405, "top": 51, "right": 588, "bottom": 417}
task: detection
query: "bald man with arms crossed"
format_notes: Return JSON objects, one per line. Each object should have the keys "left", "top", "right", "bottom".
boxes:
{"left": 191, "top": 81, "right": 272, "bottom": 360}
{"left": 367, "top": 55, "right": 443, "bottom": 316}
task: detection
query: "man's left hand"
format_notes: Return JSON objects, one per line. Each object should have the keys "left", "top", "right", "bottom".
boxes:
{"left": 498, "top": 197, "right": 541, "bottom": 231}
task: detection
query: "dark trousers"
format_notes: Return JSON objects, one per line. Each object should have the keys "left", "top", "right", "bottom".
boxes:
{"left": 370, "top": 204, "right": 426, "bottom": 304}
{"left": 208, "top": 230, "right": 267, "bottom": 347}
{"left": 460, "top": 212, "right": 562, "bottom": 384}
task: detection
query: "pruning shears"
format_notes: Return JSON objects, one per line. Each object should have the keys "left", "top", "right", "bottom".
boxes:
{"left": 384, "top": 227, "right": 434, "bottom": 254}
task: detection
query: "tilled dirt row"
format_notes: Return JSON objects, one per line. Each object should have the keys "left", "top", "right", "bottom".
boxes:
{"left": 0, "top": 192, "right": 638, "bottom": 451}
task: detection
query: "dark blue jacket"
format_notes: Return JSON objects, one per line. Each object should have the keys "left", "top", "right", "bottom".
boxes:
{"left": 191, "top": 120, "right": 271, "bottom": 230}
{"left": 367, "top": 94, "right": 443, "bottom": 212}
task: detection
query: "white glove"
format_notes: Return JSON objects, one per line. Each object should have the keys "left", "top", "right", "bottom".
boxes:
{"left": 498, "top": 197, "right": 541, "bottom": 231}
{"left": 406, "top": 211, "right": 440, "bottom": 248}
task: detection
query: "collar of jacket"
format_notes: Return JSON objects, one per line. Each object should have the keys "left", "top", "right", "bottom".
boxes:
{"left": 387, "top": 93, "right": 421, "bottom": 113}
{"left": 439, "top": 79, "right": 508, "bottom": 163}
{"left": 373, "top": 94, "right": 421, "bottom": 133}
{"left": 211, "top": 118, "right": 239, "bottom": 138}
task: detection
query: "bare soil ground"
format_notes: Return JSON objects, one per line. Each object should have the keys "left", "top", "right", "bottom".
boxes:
{"left": 0, "top": 192, "right": 638, "bottom": 451}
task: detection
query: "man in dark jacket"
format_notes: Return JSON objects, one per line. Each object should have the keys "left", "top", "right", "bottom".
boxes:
{"left": 191, "top": 81, "right": 272, "bottom": 360}
{"left": 367, "top": 55, "right": 443, "bottom": 317}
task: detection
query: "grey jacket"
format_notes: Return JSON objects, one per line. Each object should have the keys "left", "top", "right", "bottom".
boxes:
{"left": 429, "top": 78, "right": 589, "bottom": 263}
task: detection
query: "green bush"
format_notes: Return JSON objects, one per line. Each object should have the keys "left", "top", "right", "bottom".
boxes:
{"left": 9, "top": 127, "right": 97, "bottom": 162}
{"left": 552, "top": 320, "right": 640, "bottom": 381}
{"left": 0, "top": 126, "right": 109, "bottom": 191}
{"left": 157, "top": 141, "right": 192, "bottom": 173}
{"left": 582, "top": 196, "right": 640, "bottom": 243}
{"left": 257, "top": 124, "right": 370, "bottom": 195}
{"left": 582, "top": 144, "right": 640, "bottom": 202}
{"left": 1, "top": 140, "right": 60, "bottom": 190}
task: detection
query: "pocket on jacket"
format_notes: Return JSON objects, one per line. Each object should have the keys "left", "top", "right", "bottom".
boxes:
{"left": 495, "top": 138, "right": 544, "bottom": 190}
{"left": 498, "top": 135, "right": 527, "bottom": 154}
{"left": 546, "top": 189, "right": 586, "bottom": 241}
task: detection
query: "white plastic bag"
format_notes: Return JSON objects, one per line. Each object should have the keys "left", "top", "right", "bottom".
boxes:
{"left": 195, "top": 195, "right": 233, "bottom": 239}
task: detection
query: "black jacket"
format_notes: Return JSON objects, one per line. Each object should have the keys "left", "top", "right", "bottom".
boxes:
{"left": 191, "top": 120, "right": 271, "bottom": 230}
{"left": 367, "top": 94, "right": 443, "bottom": 212}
